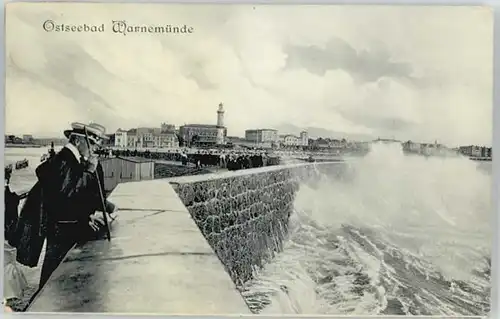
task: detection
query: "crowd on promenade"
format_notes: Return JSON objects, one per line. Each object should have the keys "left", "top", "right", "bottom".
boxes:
{"left": 96, "top": 148, "right": 281, "bottom": 171}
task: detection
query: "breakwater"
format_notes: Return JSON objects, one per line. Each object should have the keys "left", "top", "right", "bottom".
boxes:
{"left": 26, "top": 161, "right": 350, "bottom": 313}
{"left": 170, "top": 162, "right": 348, "bottom": 290}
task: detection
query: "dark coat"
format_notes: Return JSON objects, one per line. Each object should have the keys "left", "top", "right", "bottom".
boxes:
{"left": 5, "top": 185, "right": 20, "bottom": 245}
{"left": 14, "top": 147, "right": 104, "bottom": 267}
{"left": 38, "top": 147, "right": 103, "bottom": 224}
{"left": 13, "top": 181, "right": 46, "bottom": 267}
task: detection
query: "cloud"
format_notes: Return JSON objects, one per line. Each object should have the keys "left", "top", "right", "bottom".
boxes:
{"left": 5, "top": 3, "right": 493, "bottom": 146}
{"left": 284, "top": 37, "right": 415, "bottom": 83}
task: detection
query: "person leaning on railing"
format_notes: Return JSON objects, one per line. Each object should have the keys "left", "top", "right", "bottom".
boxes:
{"left": 14, "top": 122, "right": 116, "bottom": 290}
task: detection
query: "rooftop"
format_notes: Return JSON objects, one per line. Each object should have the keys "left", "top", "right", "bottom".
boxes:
{"left": 245, "top": 129, "right": 278, "bottom": 132}
{"left": 181, "top": 124, "right": 218, "bottom": 128}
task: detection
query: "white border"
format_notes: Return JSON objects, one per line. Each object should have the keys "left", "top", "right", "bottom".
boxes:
{"left": 1, "top": 0, "right": 498, "bottom": 318}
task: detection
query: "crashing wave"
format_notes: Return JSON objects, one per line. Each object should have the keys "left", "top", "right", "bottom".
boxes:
{"left": 240, "top": 142, "right": 491, "bottom": 316}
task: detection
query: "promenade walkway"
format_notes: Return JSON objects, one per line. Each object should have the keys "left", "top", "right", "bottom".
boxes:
{"left": 27, "top": 179, "right": 250, "bottom": 314}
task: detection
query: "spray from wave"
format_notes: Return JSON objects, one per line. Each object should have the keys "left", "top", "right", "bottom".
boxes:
{"left": 241, "top": 142, "right": 491, "bottom": 316}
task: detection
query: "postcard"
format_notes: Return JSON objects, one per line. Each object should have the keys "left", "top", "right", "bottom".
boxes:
{"left": 3, "top": 2, "right": 493, "bottom": 317}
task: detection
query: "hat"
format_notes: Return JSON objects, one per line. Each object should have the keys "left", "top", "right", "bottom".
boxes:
{"left": 64, "top": 122, "right": 109, "bottom": 145}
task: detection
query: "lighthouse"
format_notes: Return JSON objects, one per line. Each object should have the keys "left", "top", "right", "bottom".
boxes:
{"left": 216, "top": 102, "right": 225, "bottom": 145}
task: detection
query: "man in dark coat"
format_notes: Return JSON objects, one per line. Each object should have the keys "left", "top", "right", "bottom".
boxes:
{"left": 34, "top": 122, "right": 115, "bottom": 287}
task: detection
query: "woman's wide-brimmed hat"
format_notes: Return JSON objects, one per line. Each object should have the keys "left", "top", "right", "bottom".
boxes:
{"left": 63, "top": 122, "right": 109, "bottom": 145}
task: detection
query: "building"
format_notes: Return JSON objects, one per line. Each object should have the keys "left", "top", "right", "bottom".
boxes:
{"left": 279, "top": 131, "right": 309, "bottom": 147}
{"left": 245, "top": 129, "right": 278, "bottom": 144}
{"left": 158, "top": 123, "right": 178, "bottom": 148}
{"left": 402, "top": 140, "right": 457, "bottom": 157}
{"left": 22, "top": 134, "right": 33, "bottom": 142}
{"left": 328, "top": 139, "right": 347, "bottom": 148}
{"left": 31, "top": 137, "right": 66, "bottom": 146}
{"left": 280, "top": 135, "right": 300, "bottom": 146}
{"left": 179, "top": 103, "right": 228, "bottom": 147}
{"left": 300, "top": 131, "right": 308, "bottom": 146}
{"left": 484, "top": 147, "right": 492, "bottom": 157}
{"left": 136, "top": 127, "right": 178, "bottom": 148}
{"left": 179, "top": 124, "right": 227, "bottom": 147}
{"left": 126, "top": 129, "right": 139, "bottom": 148}
{"left": 115, "top": 125, "right": 178, "bottom": 149}
{"left": 216, "top": 103, "right": 225, "bottom": 145}
{"left": 402, "top": 140, "right": 421, "bottom": 153}
{"left": 115, "top": 129, "right": 128, "bottom": 148}
{"left": 459, "top": 145, "right": 492, "bottom": 158}
{"left": 459, "top": 145, "right": 482, "bottom": 157}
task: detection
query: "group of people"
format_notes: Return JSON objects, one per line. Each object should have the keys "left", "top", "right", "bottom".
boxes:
{"left": 97, "top": 147, "right": 281, "bottom": 171}
{"left": 224, "top": 152, "right": 279, "bottom": 170}
{"left": 4, "top": 122, "right": 116, "bottom": 311}
{"left": 183, "top": 150, "right": 279, "bottom": 170}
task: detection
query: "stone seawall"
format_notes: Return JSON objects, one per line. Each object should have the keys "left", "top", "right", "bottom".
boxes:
{"left": 170, "top": 162, "right": 348, "bottom": 288}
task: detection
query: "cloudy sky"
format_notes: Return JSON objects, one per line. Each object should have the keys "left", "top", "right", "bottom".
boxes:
{"left": 5, "top": 3, "right": 493, "bottom": 145}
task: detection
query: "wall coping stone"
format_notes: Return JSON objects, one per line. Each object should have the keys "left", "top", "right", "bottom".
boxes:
{"left": 167, "top": 161, "right": 347, "bottom": 184}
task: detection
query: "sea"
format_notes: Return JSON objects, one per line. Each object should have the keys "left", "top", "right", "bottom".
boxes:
{"left": 241, "top": 142, "right": 492, "bottom": 316}
{"left": 4, "top": 144, "right": 493, "bottom": 316}
{"left": 5, "top": 146, "right": 61, "bottom": 193}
